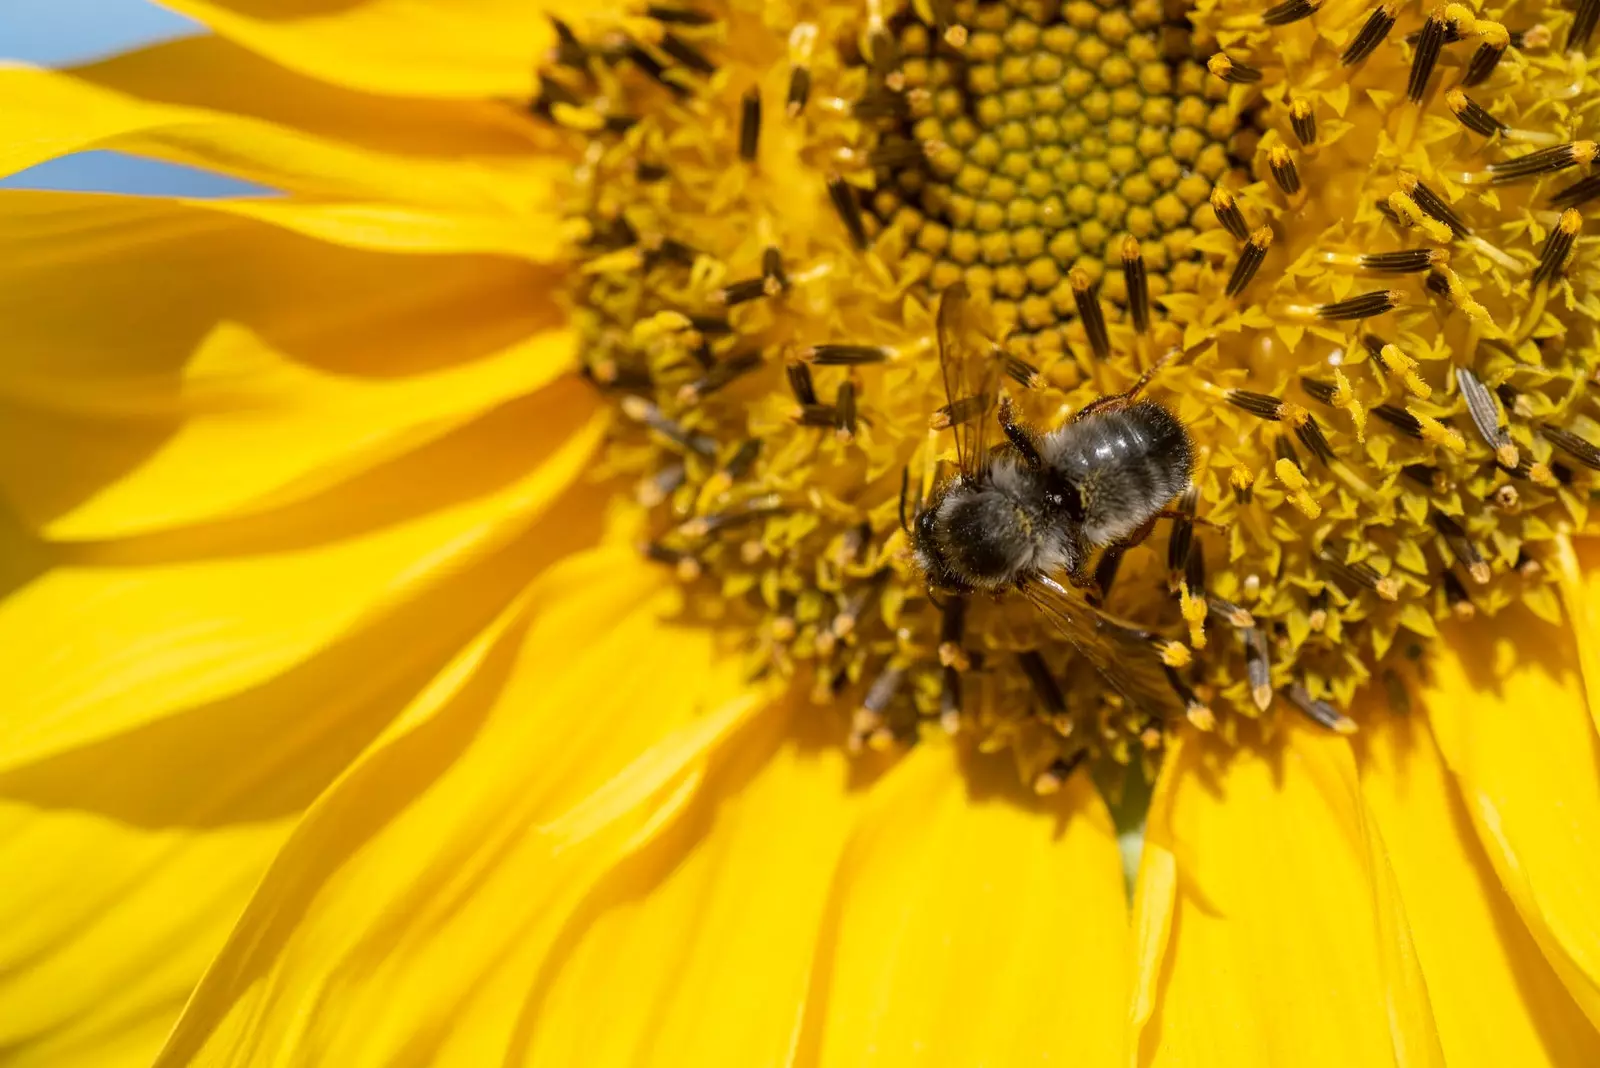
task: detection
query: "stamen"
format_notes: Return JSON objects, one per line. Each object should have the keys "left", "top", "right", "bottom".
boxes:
{"left": 1003, "top": 354, "right": 1043, "bottom": 389}
{"left": 1319, "top": 247, "right": 1445, "bottom": 273}
{"left": 1412, "top": 408, "right": 1467, "bottom": 453}
{"left": 802, "top": 343, "right": 892, "bottom": 365}
{"left": 786, "top": 23, "right": 816, "bottom": 117}
{"left": 1211, "top": 186, "right": 1250, "bottom": 242}
{"left": 1408, "top": 9, "right": 1446, "bottom": 104}
{"left": 1425, "top": 267, "right": 1490, "bottom": 322}
{"left": 620, "top": 394, "right": 718, "bottom": 455}
{"left": 939, "top": 596, "right": 970, "bottom": 669}
{"left": 1122, "top": 236, "right": 1151, "bottom": 334}
{"left": 1386, "top": 191, "right": 1455, "bottom": 243}
{"left": 1070, "top": 268, "right": 1110, "bottom": 361}
{"left": 715, "top": 276, "right": 774, "bottom": 305}
{"left": 1342, "top": 2, "right": 1398, "bottom": 66}
{"left": 1433, "top": 510, "right": 1491, "bottom": 583}
{"left": 1303, "top": 290, "right": 1405, "bottom": 320}
{"left": 1275, "top": 457, "right": 1321, "bottom": 518}
{"left": 1287, "top": 683, "right": 1358, "bottom": 733}
{"left": 1401, "top": 463, "right": 1446, "bottom": 491}
{"left": 1018, "top": 650, "right": 1067, "bottom": 717}
{"left": 1531, "top": 209, "right": 1582, "bottom": 286}
{"left": 1208, "top": 53, "right": 1262, "bottom": 83}
{"left": 1445, "top": 89, "right": 1506, "bottom": 137}
{"left": 1033, "top": 755, "right": 1084, "bottom": 796}
{"left": 636, "top": 462, "right": 687, "bottom": 507}
{"left": 1290, "top": 98, "right": 1317, "bottom": 147}
{"left": 1209, "top": 594, "right": 1256, "bottom": 629}
{"left": 643, "top": 542, "right": 704, "bottom": 582}
{"left": 762, "top": 246, "right": 787, "bottom": 289}
{"left": 1443, "top": 569, "right": 1475, "bottom": 619}
{"left": 738, "top": 87, "right": 762, "bottom": 161}
{"left": 1542, "top": 425, "right": 1600, "bottom": 470}
{"left": 1373, "top": 403, "right": 1423, "bottom": 437}
{"left": 827, "top": 175, "right": 870, "bottom": 250}
{"left": 659, "top": 32, "right": 716, "bottom": 75}
{"left": 1263, "top": 0, "right": 1321, "bottom": 26}
{"left": 678, "top": 349, "right": 761, "bottom": 403}
{"left": 932, "top": 393, "right": 991, "bottom": 430}
{"left": 1243, "top": 626, "right": 1273, "bottom": 711}
{"left": 1551, "top": 174, "right": 1600, "bottom": 210}
{"left": 1572, "top": 0, "right": 1600, "bottom": 50}
{"left": 1167, "top": 485, "right": 1198, "bottom": 587}
{"left": 646, "top": 5, "right": 713, "bottom": 24}
{"left": 1461, "top": 22, "right": 1509, "bottom": 86}
{"left": 1269, "top": 144, "right": 1301, "bottom": 196}
{"left": 1486, "top": 142, "right": 1597, "bottom": 185}
{"left": 785, "top": 359, "right": 818, "bottom": 406}
{"left": 1319, "top": 548, "right": 1401, "bottom": 601}
{"left": 1231, "top": 464, "right": 1255, "bottom": 503}
{"left": 1226, "top": 389, "right": 1285, "bottom": 420}
{"left": 1167, "top": 668, "right": 1215, "bottom": 731}
{"left": 939, "top": 665, "right": 962, "bottom": 734}
{"left": 834, "top": 380, "right": 857, "bottom": 442}
{"left": 794, "top": 403, "right": 840, "bottom": 427}
{"left": 1223, "top": 227, "right": 1270, "bottom": 299}
{"left": 1397, "top": 173, "right": 1469, "bottom": 237}
{"left": 1285, "top": 404, "right": 1334, "bottom": 464}
{"left": 1455, "top": 366, "right": 1517, "bottom": 467}
{"left": 853, "top": 664, "right": 905, "bottom": 750}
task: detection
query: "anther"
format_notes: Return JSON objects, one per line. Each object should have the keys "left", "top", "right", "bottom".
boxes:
{"left": 1365, "top": 248, "right": 1445, "bottom": 273}
{"left": 646, "top": 5, "right": 714, "bottom": 24}
{"left": 1445, "top": 89, "right": 1506, "bottom": 137}
{"left": 1231, "top": 464, "right": 1255, "bottom": 503}
{"left": 1226, "top": 227, "right": 1273, "bottom": 298}
{"left": 1290, "top": 99, "right": 1317, "bottom": 147}
{"left": 1532, "top": 209, "right": 1582, "bottom": 286}
{"left": 659, "top": 32, "right": 716, "bottom": 75}
{"left": 1210, "top": 594, "right": 1256, "bottom": 629}
{"left": 620, "top": 394, "right": 718, "bottom": 455}
{"left": 1494, "top": 483, "right": 1521, "bottom": 512}
{"left": 1408, "top": 9, "right": 1447, "bottom": 103}
{"left": 1443, "top": 569, "right": 1475, "bottom": 619}
{"left": 827, "top": 175, "right": 870, "bottom": 250}
{"left": 1455, "top": 366, "right": 1518, "bottom": 467}
{"left": 643, "top": 542, "right": 704, "bottom": 582}
{"left": 1244, "top": 626, "right": 1273, "bottom": 711}
{"left": 636, "top": 462, "right": 687, "bottom": 507}
{"left": 1401, "top": 463, "right": 1446, "bottom": 492}
{"left": 1269, "top": 144, "right": 1301, "bottom": 196}
{"left": 738, "top": 87, "right": 762, "bottom": 161}
{"left": 1167, "top": 668, "right": 1215, "bottom": 731}
{"left": 1167, "top": 486, "right": 1198, "bottom": 586}
{"left": 786, "top": 23, "right": 816, "bottom": 117}
{"left": 785, "top": 359, "right": 818, "bottom": 406}
{"left": 1373, "top": 404, "right": 1423, "bottom": 437}
{"left": 1070, "top": 268, "right": 1110, "bottom": 361}
{"left": 803, "top": 343, "right": 891, "bottom": 365}
{"left": 1572, "top": 0, "right": 1600, "bottom": 50}
{"left": 867, "top": 139, "right": 925, "bottom": 168}
{"left": 1551, "top": 174, "right": 1600, "bottom": 210}
{"left": 1461, "top": 22, "right": 1509, "bottom": 86}
{"left": 1286, "top": 405, "right": 1334, "bottom": 464}
{"left": 1033, "top": 755, "right": 1083, "bottom": 797}
{"left": 1310, "top": 290, "right": 1405, "bottom": 320}
{"left": 1264, "top": 0, "right": 1321, "bottom": 26}
{"left": 1343, "top": 3, "right": 1398, "bottom": 65}
{"left": 1319, "top": 548, "right": 1401, "bottom": 601}
{"left": 832, "top": 571, "right": 888, "bottom": 638}
{"left": 1541, "top": 424, "right": 1600, "bottom": 470}
{"left": 1425, "top": 267, "right": 1490, "bottom": 322}
{"left": 761, "top": 247, "right": 787, "bottom": 290}
{"left": 834, "top": 380, "right": 857, "bottom": 442}
{"left": 939, "top": 665, "right": 962, "bottom": 734}
{"left": 1487, "top": 142, "right": 1598, "bottom": 184}
{"left": 1396, "top": 173, "right": 1470, "bottom": 237}
{"left": 853, "top": 664, "right": 905, "bottom": 749}
{"left": 1208, "top": 53, "right": 1263, "bottom": 83}
{"left": 715, "top": 276, "right": 772, "bottom": 305}
{"left": 1287, "top": 683, "right": 1358, "bottom": 733}
{"left": 1003, "top": 354, "right": 1042, "bottom": 389}
{"left": 794, "top": 403, "right": 840, "bottom": 427}
{"left": 678, "top": 349, "right": 761, "bottom": 403}
{"left": 1275, "top": 457, "right": 1321, "bottom": 518}
{"left": 1227, "top": 390, "right": 1286, "bottom": 420}
{"left": 939, "top": 596, "right": 970, "bottom": 669}
{"left": 1018, "top": 650, "right": 1067, "bottom": 717}
{"left": 1122, "top": 236, "right": 1151, "bottom": 334}
{"left": 932, "top": 393, "right": 991, "bottom": 430}
{"left": 1211, "top": 186, "right": 1250, "bottom": 241}
{"left": 1432, "top": 511, "right": 1490, "bottom": 583}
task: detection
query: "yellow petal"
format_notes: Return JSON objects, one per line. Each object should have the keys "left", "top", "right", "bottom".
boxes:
{"left": 0, "top": 191, "right": 568, "bottom": 532}
{"left": 1356, "top": 701, "right": 1600, "bottom": 1066}
{"left": 1131, "top": 722, "right": 1445, "bottom": 1068}
{"left": 1553, "top": 534, "right": 1600, "bottom": 737}
{"left": 802, "top": 752, "right": 1129, "bottom": 1067}
{"left": 0, "top": 380, "right": 603, "bottom": 771}
{"left": 160, "top": 0, "right": 636, "bottom": 99}
{"left": 0, "top": 473, "right": 612, "bottom": 1068}
{"left": 26, "top": 320, "right": 571, "bottom": 540}
{"left": 0, "top": 64, "right": 560, "bottom": 217}
{"left": 153, "top": 548, "right": 775, "bottom": 1067}
{"left": 1423, "top": 614, "right": 1600, "bottom": 1031}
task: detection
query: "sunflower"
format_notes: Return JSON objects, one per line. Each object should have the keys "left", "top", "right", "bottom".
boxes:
{"left": 6, "top": 0, "right": 1600, "bottom": 1063}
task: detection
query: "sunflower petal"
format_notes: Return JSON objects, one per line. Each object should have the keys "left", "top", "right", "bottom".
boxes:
{"left": 0, "top": 382, "right": 603, "bottom": 771}
{"left": 797, "top": 752, "right": 1129, "bottom": 1067}
{"left": 1423, "top": 615, "right": 1600, "bottom": 1031}
{"left": 1553, "top": 534, "right": 1600, "bottom": 737}
{"left": 158, "top": 0, "right": 639, "bottom": 99}
{"left": 1357, "top": 700, "right": 1600, "bottom": 1066}
{"left": 153, "top": 548, "right": 775, "bottom": 1067}
{"left": 1131, "top": 722, "right": 1445, "bottom": 1068}
{"left": 0, "top": 191, "right": 568, "bottom": 533}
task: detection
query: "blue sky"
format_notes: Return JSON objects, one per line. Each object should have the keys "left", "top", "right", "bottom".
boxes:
{"left": 1, "top": 0, "right": 262, "bottom": 195}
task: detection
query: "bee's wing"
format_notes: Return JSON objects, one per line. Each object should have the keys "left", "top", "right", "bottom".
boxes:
{"left": 1022, "top": 573, "right": 1187, "bottom": 721}
{"left": 934, "top": 281, "right": 1002, "bottom": 481}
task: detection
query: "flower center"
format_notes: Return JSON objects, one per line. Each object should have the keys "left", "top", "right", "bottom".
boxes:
{"left": 547, "top": 0, "right": 1596, "bottom": 790}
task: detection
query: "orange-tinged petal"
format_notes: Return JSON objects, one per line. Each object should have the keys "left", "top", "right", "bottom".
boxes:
{"left": 0, "top": 382, "right": 603, "bottom": 771}
{"left": 153, "top": 548, "right": 776, "bottom": 1068}
{"left": 1356, "top": 701, "right": 1600, "bottom": 1067}
{"left": 160, "top": 0, "right": 639, "bottom": 99}
{"left": 0, "top": 191, "right": 566, "bottom": 532}
{"left": 1131, "top": 722, "right": 1445, "bottom": 1068}
{"left": 0, "top": 64, "right": 564, "bottom": 223}
{"left": 800, "top": 753, "right": 1128, "bottom": 1067}
{"left": 24, "top": 321, "right": 571, "bottom": 540}
{"left": 1423, "top": 614, "right": 1600, "bottom": 1031}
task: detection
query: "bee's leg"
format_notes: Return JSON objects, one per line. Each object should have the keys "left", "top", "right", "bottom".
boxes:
{"left": 1154, "top": 508, "right": 1228, "bottom": 531}
{"left": 1088, "top": 544, "right": 1127, "bottom": 607}
{"left": 998, "top": 395, "right": 1043, "bottom": 468}
{"left": 1070, "top": 345, "right": 1186, "bottom": 422}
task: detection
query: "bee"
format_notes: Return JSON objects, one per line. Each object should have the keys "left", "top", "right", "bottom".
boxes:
{"left": 909, "top": 282, "right": 1197, "bottom": 717}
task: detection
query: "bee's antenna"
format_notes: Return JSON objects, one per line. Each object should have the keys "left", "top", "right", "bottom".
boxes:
{"left": 899, "top": 464, "right": 913, "bottom": 532}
